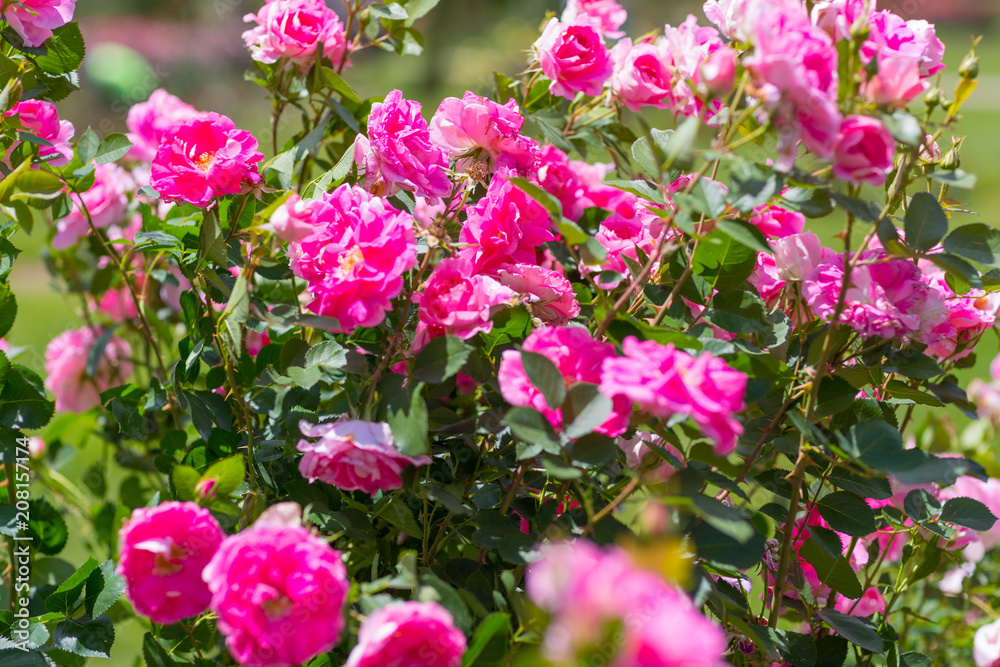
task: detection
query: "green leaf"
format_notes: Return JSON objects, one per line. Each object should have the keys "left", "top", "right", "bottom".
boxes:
{"left": 943, "top": 223, "right": 1000, "bottom": 266}
{"left": 319, "top": 67, "right": 361, "bottom": 104}
{"left": 404, "top": 0, "right": 442, "bottom": 23}
{"left": 939, "top": 496, "right": 997, "bottom": 531}
{"left": 826, "top": 468, "right": 892, "bottom": 500}
{"left": 715, "top": 219, "right": 773, "bottom": 254}
{"left": 781, "top": 187, "right": 834, "bottom": 218}
{"left": 817, "top": 609, "right": 884, "bottom": 654}
{"left": 691, "top": 229, "right": 757, "bottom": 291}
{"left": 201, "top": 455, "right": 246, "bottom": 496}
{"left": 567, "top": 432, "right": 616, "bottom": 465}
{"left": 45, "top": 556, "right": 100, "bottom": 614}
{"left": 0, "top": 282, "right": 16, "bottom": 339}
{"left": 462, "top": 613, "right": 511, "bottom": 667}
{"left": 502, "top": 407, "right": 559, "bottom": 458}
{"left": 692, "top": 495, "right": 756, "bottom": 543}
{"left": 904, "top": 192, "right": 948, "bottom": 251}
{"left": 520, "top": 350, "right": 566, "bottom": 410}
{"left": 817, "top": 491, "right": 877, "bottom": 536}
{"left": 561, "top": 383, "right": 612, "bottom": 440}
{"left": 85, "top": 560, "right": 125, "bottom": 619}
{"left": 690, "top": 521, "right": 766, "bottom": 569}
{"left": 171, "top": 465, "right": 200, "bottom": 501}
{"left": 77, "top": 127, "right": 99, "bottom": 165}
{"left": 815, "top": 375, "right": 860, "bottom": 418}
{"left": 883, "top": 109, "right": 922, "bottom": 146}
{"left": 410, "top": 336, "right": 472, "bottom": 384}
{"left": 142, "top": 633, "right": 187, "bottom": 667}
{"left": 51, "top": 615, "right": 114, "bottom": 658}
{"left": 800, "top": 536, "right": 863, "bottom": 599}
{"left": 93, "top": 133, "right": 133, "bottom": 164}
{"left": 370, "top": 2, "right": 408, "bottom": 20}
{"left": 382, "top": 502, "right": 422, "bottom": 539}
{"left": 845, "top": 420, "right": 903, "bottom": 470}
{"left": 728, "top": 161, "right": 783, "bottom": 212}
{"left": 903, "top": 488, "right": 939, "bottom": 524}
{"left": 900, "top": 652, "right": 932, "bottom": 667}
{"left": 387, "top": 383, "right": 430, "bottom": 459}
{"left": 28, "top": 497, "right": 67, "bottom": 555}
{"left": 928, "top": 169, "right": 977, "bottom": 189}
{"left": 34, "top": 23, "right": 85, "bottom": 75}
{"left": 220, "top": 272, "right": 249, "bottom": 359}
{"left": 884, "top": 380, "right": 943, "bottom": 406}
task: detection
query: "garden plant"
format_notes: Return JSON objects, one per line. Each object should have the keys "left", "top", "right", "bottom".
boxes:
{"left": 3, "top": 0, "right": 1000, "bottom": 665}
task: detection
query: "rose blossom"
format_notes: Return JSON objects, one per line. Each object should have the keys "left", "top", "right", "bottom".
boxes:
{"left": 773, "top": 232, "right": 828, "bottom": 282}
{"left": 561, "top": 0, "right": 627, "bottom": 38}
{"left": 975, "top": 618, "right": 1000, "bottom": 667}
{"left": 242, "top": 0, "right": 348, "bottom": 68}
{"left": 832, "top": 116, "right": 895, "bottom": 187}
{"left": 600, "top": 337, "right": 747, "bottom": 455}
{"left": 412, "top": 255, "right": 514, "bottom": 349}
{"left": 118, "top": 502, "right": 224, "bottom": 625}
{"left": 495, "top": 263, "right": 580, "bottom": 325}
{"left": 2, "top": 0, "right": 75, "bottom": 48}
{"left": 44, "top": 327, "right": 133, "bottom": 414}
{"left": 537, "top": 145, "right": 621, "bottom": 221}
{"left": 150, "top": 112, "right": 263, "bottom": 207}
{"left": 204, "top": 522, "right": 349, "bottom": 667}
{"left": 749, "top": 199, "right": 806, "bottom": 238}
{"left": 297, "top": 419, "right": 431, "bottom": 495}
{"left": 698, "top": 46, "right": 737, "bottom": 97}
{"left": 703, "top": 0, "right": 802, "bottom": 43}
{"left": 5, "top": 99, "right": 74, "bottom": 167}
{"left": 288, "top": 184, "right": 417, "bottom": 334}
{"left": 459, "top": 176, "right": 554, "bottom": 272}
{"left": 264, "top": 193, "right": 320, "bottom": 243}
{"left": 354, "top": 89, "right": 451, "bottom": 201}
{"left": 834, "top": 587, "right": 887, "bottom": 617}
{"left": 429, "top": 92, "right": 539, "bottom": 179}
{"left": 811, "top": 0, "right": 868, "bottom": 42}
{"left": 345, "top": 602, "right": 466, "bottom": 667}
{"left": 126, "top": 89, "right": 204, "bottom": 162}
{"left": 658, "top": 14, "right": 727, "bottom": 119}
{"left": 531, "top": 18, "right": 613, "bottom": 100}
{"left": 499, "top": 326, "right": 631, "bottom": 438}
{"left": 53, "top": 163, "right": 133, "bottom": 250}
{"left": 581, "top": 205, "right": 669, "bottom": 288}
{"left": 608, "top": 38, "right": 673, "bottom": 112}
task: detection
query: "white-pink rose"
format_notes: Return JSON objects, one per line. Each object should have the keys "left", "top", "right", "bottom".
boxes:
{"left": 773, "top": 232, "right": 828, "bottom": 282}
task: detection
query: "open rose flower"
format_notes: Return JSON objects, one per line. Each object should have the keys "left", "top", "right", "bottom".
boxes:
{"left": 459, "top": 176, "right": 554, "bottom": 272}
{"left": 608, "top": 38, "right": 673, "bottom": 112}
{"left": 354, "top": 89, "right": 451, "bottom": 201}
{"left": 288, "top": 184, "right": 417, "bottom": 334}
{"left": 44, "top": 327, "right": 133, "bottom": 414}
{"left": 561, "top": 0, "right": 627, "bottom": 38}
{"left": 126, "top": 89, "right": 204, "bottom": 162}
{"left": 6, "top": 99, "right": 74, "bottom": 167}
{"left": 150, "top": 112, "right": 263, "bottom": 207}
{"left": 242, "top": 0, "right": 348, "bottom": 68}
{"left": 297, "top": 419, "right": 431, "bottom": 495}
{"left": 531, "top": 18, "right": 613, "bottom": 100}
{"left": 118, "top": 502, "right": 224, "bottom": 625}
{"left": 832, "top": 116, "right": 894, "bottom": 186}
{"left": 345, "top": 602, "right": 466, "bottom": 667}
{"left": 2, "top": 0, "right": 75, "bottom": 48}
{"left": 495, "top": 263, "right": 580, "bottom": 325}
{"left": 204, "top": 522, "right": 349, "bottom": 667}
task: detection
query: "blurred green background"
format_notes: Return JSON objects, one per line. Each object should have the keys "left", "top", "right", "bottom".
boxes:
{"left": 9, "top": 2, "right": 1000, "bottom": 662}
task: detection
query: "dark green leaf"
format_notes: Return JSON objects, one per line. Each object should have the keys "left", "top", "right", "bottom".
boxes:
{"left": 51, "top": 615, "right": 114, "bottom": 658}
{"left": 903, "top": 489, "right": 939, "bottom": 524}
{"left": 520, "top": 351, "right": 566, "bottom": 410}
{"left": 943, "top": 223, "right": 1000, "bottom": 266}
{"left": 386, "top": 383, "right": 429, "bottom": 459}
{"left": 462, "top": 613, "right": 511, "bottom": 667}
{"left": 781, "top": 187, "right": 834, "bottom": 218}
{"left": 45, "top": 556, "right": 100, "bottom": 614}
{"left": 94, "top": 133, "right": 132, "bottom": 164}
{"left": 33, "top": 23, "right": 85, "bottom": 75}
{"left": 0, "top": 282, "right": 16, "bottom": 339}
{"left": 561, "top": 383, "right": 612, "bottom": 440}
{"left": 690, "top": 521, "right": 765, "bottom": 569}
{"left": 939, "top": 496, "right": 997, "bottom": 531}
{"left": 503, "top": 407, "right": 560, "bottom": 458}
{"left": 826, "top": 468, "right": 892, "bottom": 500}
{"left": 904, "top": 192, "right": 948, "bottom": 251}
{"left": 691, "top": 230, "right": 757, "bottom": 291}
{"left": 410, "top": 336, "right": 472, "bottom": 384}
{"left": 800, "top": 538, "right": 863, "bottom": 599}
{"left": 817, "top": 491, "right": 877, "bottom": 537}
{"left": 85, "top": 559, "right": 125, "bottom": 619}
{"left": 715, "top": 219, "right": 773, "bottom": 254}
{"left": 817, "top": 609, "right": 884, "bottom": 653}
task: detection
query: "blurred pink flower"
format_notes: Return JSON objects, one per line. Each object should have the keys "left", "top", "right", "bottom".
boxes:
{"left": 264, "top": 193, "right": 321, "bottom": 243}
{"left": 5, "top": 99, "right": 74, "bottom": 167}
{"left": 126, "top": 89, "right": 205, "bottom": 162}
{"left": 118, "top": 501, "right": 224, "bottom": 625}
{"left": 749, "top": 200, "right": 806, "bottom": 238}
{"left": 44, "top": 327, "right": 133, "bottom": 413}
{"left": 773, "top": 232, "right": 830, "bottom": 282}
{"left": 561, "top": 0, "right": 627, "bottom": 38}
{"left": 536, "top": 144, "right": 616, "bottom": 221}
{"left": 608, "top": 38, "right": 673, "bottom": 112}
{"left": 618, "top": 431, "right": 684, "bottom": 479}
{"left": 242, "top": 0, "right": 347, "bottom": 68}
{"left": 204, "top": 523, "right": 349, "bottom": 667}
{"left": 297, "top": 419, "right": 431, "bottom": 494}
{"left": 288, "top": 184, "right": 417, "bottom": 334}
{"left": 600, "top": 337, "right": 747, "bottom": 455}
{"left": 53, "top": 163, "right": 133, "bottom": 250}
{"left": 345, "top": 601, "right": 466, "bottom": 667}
{"left": 975, "top": 618, "right": 1000, "bottom": 667}
{"left": 2, "top": 0, "right": 75, "bottom": 48}
{"left": 150, "top": 112, "right": 263, "bottom": 207}
{"left": 531, "top": 18, "right": 613, "bottom": 100}
{"left": 834, "top": 587, "right": 887, "bottom": 617}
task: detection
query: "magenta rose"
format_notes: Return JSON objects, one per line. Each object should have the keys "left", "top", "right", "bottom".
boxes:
{"left": 600, "top": 337, "right": 747, "bottom": 455}
{"left": 6, "top": 99, "right": 74, "bottom": 167}
{"left": 561, "top": 0, "right": 627, "bottom": 38}
{"left": 459, "top": 176, "right": 554, "bottom": 272}
{"left": 242, "top": 0, "right": 348, "bottom": 68}
{"left": 355, "top": 89, "right": 451, "bottom": 201}
{"left": 531, "top": 18, "right": 613, "bottom": 100}
{"left": 498, "top": 326, "right": 631, "bottom": 438}
{"left": 126, "top": 89, "right": 204, "bottom": 162}
{"left": 748, "top": 199, "right": 805, "bottom": 238}
{"left": 150, "top": 112, "right": 263, "bottom": 207}
{"left": 345, "top": 601, "right": 466, "bottom": 667}
{"left": 118, "top": 502, "right": 224, "bottom": 625}
{"left": 2, "top": 0, "right": 75, "bottom": 48}
{"left": 495, "top": 263, "right": 581, "bottom": 325}
{"left": 296, "top": 419, "right": 431, "bottom": 495}
{"left": 44, "top": 327, "right": 133, "bottom": 414}
{"left": 288, "top": 184, "right": 417, "bottom": 333}
{"left": 831, "top": 116, "right": 894, "bottom": 186}
{"left": 203, "top": 523, "right": 349, "bottom": 667}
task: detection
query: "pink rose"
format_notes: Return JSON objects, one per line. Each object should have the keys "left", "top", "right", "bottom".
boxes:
{"left": 581, "top": 205, "right": 670, "bottom": 288}
{"left": 459, "top": 176, "right": 554, "bottom": 272}
{"left": 345, "top": 602, "right": 466, "bottom": 667}
{"left": 608, "top": 38, "right": 673, "bottom": 112}
{"left": 265, "top": 193, "right": 321, "bottom": 242}
{"left": 495, "top": 263, "right": 581, "bottom": 325}
{"left": 919, "top": 266, "right": 999, "bottom": 361}
{"left": 703, "top": 0, "right": 801, "bottom": 43}
{"left": 975, "top": 618, "right": 1000, "bottom": 667}
{"left": 429, "top": 91, "right": 539, "bottom": 179}
{"left": 44, "top": 327, "right": 133, "bottom": 414}
{"left": 412, "top": 255, "right": 514, "bottom": 348}
{"left": 600, "top": 337, "right": 747, "bottom": 455}
{"left": 242, "top": 0, "right": 348, "bottom": 68}
{"left": 810, "top": 0, "right": 868, "bottom": 42}
{"left": 834, "top": 587, "right": 887, "bottom": 617}
{"left": 150, "top": 112, "right": 263, "bottom": 207}
{"left": 2, "top": 0, "right": 75, "bottom": 48}
{"left": 288, "top": 184, "right": 417, "bottom": 334}
{"left": 832, "top": 116, "right": 894, "bottom": 186}
{"left": 118, "top": 501, "right": 224, "bottom": 625}
{"left": 499, "top": 326, "right": 631, "bottom": 438}
{"left": 773, "top": 232, "right": 829, "bottom": 282}
{"left": 863, "top": 52, "right": 925, "bottom": 107}
{"left": 53, "top": 163, "right": 133, "bottom": 250}
{"left": 5, "top": 99, "right": 74, "bottom": 167}
{"left": 561, "top": 0, "right": 627, "bottom": 39}
{"left": 93, "top": 285, "right": 140, "bottom": 323}
{"left": 203, "top": 523, "right": 349, "bottom": 667}
{"left": 659, "top": 15, "right": 727, "bottom": 119}
{"left": 296, "top": 418, "right": 431, "bottom": 495}
{"left": 126, "top": 89, "right": 205, "bottom": 162}
{"left": 748, "top": 199, "right": 806, "bottom": 238}
{"left": 354, "top": 90, "right": 451, "bottom": 201}
{"left": 698, "top": 46, "right": 737, "bottom": 97}
{"left": 537, "top": 144, "right": 617, "bottom": 221}
{"left": 531, "top": 18, "right": 614, "bottom": 100}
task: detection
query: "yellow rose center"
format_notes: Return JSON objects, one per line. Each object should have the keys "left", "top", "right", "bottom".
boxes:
{"left": 194, "top": 152, "right": 215, "bottom": 171}
{"left": 262, "top": 594, "right": 294, "bottom": 620}
{"left": 151, "top": 541, "right": 188, "bottom": 576}
{"left": 338, "top": 247, "right": 364, "bottom": 274}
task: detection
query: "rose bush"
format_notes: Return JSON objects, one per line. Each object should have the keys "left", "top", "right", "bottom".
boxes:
{"left": 3, "top": 1, "right": 1000, "bottom": 666}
